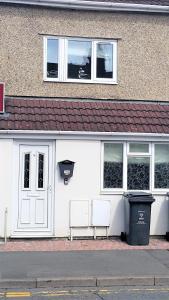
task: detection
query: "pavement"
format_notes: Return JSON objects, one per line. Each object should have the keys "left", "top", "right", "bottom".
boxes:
{"left": 0, "top": 238, "right": 169, "bottom": 289}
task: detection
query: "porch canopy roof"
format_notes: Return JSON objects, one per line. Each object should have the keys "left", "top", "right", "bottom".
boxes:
{"left": 1, "top": 97, "right": 169, "bottom": 134}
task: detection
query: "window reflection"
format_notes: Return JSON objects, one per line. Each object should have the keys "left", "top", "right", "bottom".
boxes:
{"left": 96, "top": 43, "right": 113, "bottom": 79}
{"left": 68, "top": 40, "right": 91, "bottom": 80}
{"left": 129, "top": 143, "right": 149, "bottom": 153}
{"left": 155, "top": 144, "right": 169, "bottom": 188}
{"left": 104, "top": 143, "right": 123, "bottom": 188}
{"left": 47, "top": 39, "right": 58, "bottom": 78}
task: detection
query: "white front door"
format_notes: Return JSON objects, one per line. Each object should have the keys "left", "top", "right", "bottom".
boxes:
{"left": 12, "top": 142, "right": 54, "bottom": 237}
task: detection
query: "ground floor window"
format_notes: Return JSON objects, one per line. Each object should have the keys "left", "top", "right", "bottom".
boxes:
{"left": 154, "top": 144, "right": 169, "bottom": 189}
{"left": 103, "top": 142, "right": 169, "bottom": 191}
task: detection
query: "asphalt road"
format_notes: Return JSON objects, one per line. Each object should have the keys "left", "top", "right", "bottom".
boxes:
{"left": 0, "top": 287, "right": 169, "bottom": 299}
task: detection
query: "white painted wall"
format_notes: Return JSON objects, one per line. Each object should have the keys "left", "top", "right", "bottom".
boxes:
{"left": 55, "top": 140, "right": 169, "bottom": 237}
{"left": 1, "top": 137, "right": 168, "bottom": 238}
{"left": 150, "top": 194, "right": 168, "bottom": 235}
{"left": 0, "top": 139, "right": 13, "bottom": 238}
{"left": 54, "top": 139, "right": 169, "bottom": 237}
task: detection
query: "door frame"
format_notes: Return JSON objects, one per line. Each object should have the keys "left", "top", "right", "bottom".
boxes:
{"left": 11, "top": 140, "right": 55, "bottom": 237}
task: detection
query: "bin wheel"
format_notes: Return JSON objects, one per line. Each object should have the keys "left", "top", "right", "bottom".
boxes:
{"left": 121, "top": 232, "right": 126, "bottom": 241}
{"left": 166, "top": 232, "right": 169, "bottom": 241}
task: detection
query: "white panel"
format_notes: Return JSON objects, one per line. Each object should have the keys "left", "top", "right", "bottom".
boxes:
{"left": 92, "top": 200, "right": 110, "bottom": 226}
{"left": 20, "top": 198, "right": 30, "bottom": 224}
{"left": 35, "top": 198, "right": 45, "bottom": 224}
{"left": 70, "top": 200, "right": 89, "bottom": 227}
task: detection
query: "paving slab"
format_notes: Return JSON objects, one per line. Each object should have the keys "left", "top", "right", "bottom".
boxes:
{"left": 155, "top": 275, "right": 169, "bottom": 286}
{"left": 146, "top": 250, "right": 169, "bottom": 268}
{"left": 97, "top": 276, "right": 155, "bottom": 286}
{"left": 0, "top": 279, "right": 36, "bottom": 289}
{"left": 37, "top": 277, "right": 97, "bottom": 288}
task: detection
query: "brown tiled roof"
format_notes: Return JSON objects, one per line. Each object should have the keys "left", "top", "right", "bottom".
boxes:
{"left": 1, "top": 98, "right": 169, "bottom": 134}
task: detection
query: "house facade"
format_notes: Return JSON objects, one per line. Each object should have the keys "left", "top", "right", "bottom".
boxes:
{"left": 0, "top": 0, "right": 169, "bottom": 239}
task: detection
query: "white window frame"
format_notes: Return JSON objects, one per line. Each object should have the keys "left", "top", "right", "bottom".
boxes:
{"left": 127, "top": 142, "right": 150, "bottom": 155}
{"left": 152, "top": 143, "right": 169, "bottom": 192}
{"left": 43, "top": 36, "right": 63, "bottom": 82}
{"left": 101, "top": 142, "right": 125, "bottom": 193}
{"left": 43, "top": 36, "right": 117, "bottom": 84}
{"left": 126, "top": 143, "right": 152, "bottom": 193}
{"left": 101, "top": 142, "right": 155, "bottom": 193}
{"left": 93, "top": 40, "right": 117, "bottom": 84}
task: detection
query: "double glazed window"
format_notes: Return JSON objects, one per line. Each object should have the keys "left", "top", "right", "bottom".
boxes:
{"left": 103, "top": 142, "right": 169, "bottom": 191}
{"left": 44, "top": 37, "right": 117, "bottom": 84}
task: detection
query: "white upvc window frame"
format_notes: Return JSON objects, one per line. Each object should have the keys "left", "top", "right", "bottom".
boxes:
{"left": 43, "top": 36, "right": 62, "bottom": 82}
{"left": 101, "top": 142, "right": 125, "bottom": 193}
{"left": 43, "top": 36, "right": 117, "bottom": 84}
{"left": 152, "top": 142, "right": 169, "bottom": 192}
{"left": 127, "top": 142, "right": 150, "bottom": 155}
{"left": 101, "top": 141, "right": 154, "bottom": 193}
{"left": 64, "top": 37, "right": 93, "bottom": 84}
{"left": 93, "top": 40, "right": 117, "bottom": 84}
{"left": 126, "top": 142, "right": 152, "bottom": 193}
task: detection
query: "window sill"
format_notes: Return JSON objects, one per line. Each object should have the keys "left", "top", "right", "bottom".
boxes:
{"left": 100, "top": 189, "right": 169, "bottom": 196}
{"left": 43, "top": 78, "right": 118, "bottom": 85}
{"left": 100, "top": 190, "right": 124, "bottom": 195}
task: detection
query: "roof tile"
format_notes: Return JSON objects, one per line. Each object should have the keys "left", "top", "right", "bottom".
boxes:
{"left": 1, "top": 98, "right": 169, "bottom": 134}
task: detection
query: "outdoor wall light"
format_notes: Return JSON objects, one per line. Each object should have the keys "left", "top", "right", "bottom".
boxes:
{"left": 58, "top": 160, "right": 75, "bottom": 185}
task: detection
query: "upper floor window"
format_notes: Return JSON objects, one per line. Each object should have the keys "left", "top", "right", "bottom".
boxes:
{"left": 44, "top": 37, "right": 117, "bottom": 84}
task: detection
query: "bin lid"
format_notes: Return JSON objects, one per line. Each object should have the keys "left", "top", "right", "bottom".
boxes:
{"left": 124, "top": 192, "right": 152, "bottom": 197}
{"left": 123, "top": 192, "right": 155, "bottom": 203}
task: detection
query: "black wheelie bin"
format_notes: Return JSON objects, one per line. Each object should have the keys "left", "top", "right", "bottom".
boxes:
{"left": 121, "top": 192, "right": 155, "bottom": 245}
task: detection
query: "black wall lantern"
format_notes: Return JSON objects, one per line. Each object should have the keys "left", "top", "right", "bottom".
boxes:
{"left": 58, "top": 160, "right": 75, "bottom": 185}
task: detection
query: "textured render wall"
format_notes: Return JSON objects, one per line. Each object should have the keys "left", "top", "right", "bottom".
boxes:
{"left": 0, "top": 4, "right": 169, "bottom": 101}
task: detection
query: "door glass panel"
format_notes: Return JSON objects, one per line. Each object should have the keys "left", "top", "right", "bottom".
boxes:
{"left": 127, "top": 156, "right": 150, "bottom": 190}
{"left": 104, "top": 143, "right": 123, "bottom": 188}
{"left": 96, "top": 43, "right": 113, "bottom": 79}
{"left": 155, "top": 144, "right": 169, "bottom": 188}
{"left": 67, "top": 40, "right": 91, "bottom": 80}
{"left": 129, "top": 143, "right": 149, "bottom": 153}
{"left": 47, "top": 39, "right": 58, "bottom": 78}
{"left": 38, "top": 154, "right": 44, "bottom": 189}
{"left": 24, "top": 153, "right": 30, "bottom": 189}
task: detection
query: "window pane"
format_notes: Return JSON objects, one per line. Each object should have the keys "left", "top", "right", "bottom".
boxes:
{"left": 68, "top": 40, "right": 91, "bottom": 80}
{"left": 38, "top": 154, "right": 44, "bottom": 189}
{"left": 155, "top": 144, "right": 169, "bottom": 188}
{"left": 129, "top": 143, "right": 149, "bottom": 153}
{"left": 127, "top": 156, "right": 150, "bottom": 190}
{"left": 96, "top": 43, "right": 113, "bottom": 79}
{"left": 104, "top": 143, "right": 123, "bottom": 188}
{"left": 24, "top": 153, "right": 30, "bottom": 189}
{"left": 47, "top": 39, "right": 58, "bottom": 78}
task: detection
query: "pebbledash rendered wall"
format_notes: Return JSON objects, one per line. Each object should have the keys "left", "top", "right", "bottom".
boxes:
{"left": 0, "top": 138, "right": 168, "bottom": 238}
{"left": 0, "top": 4, "right": 169, "bottom": 101}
